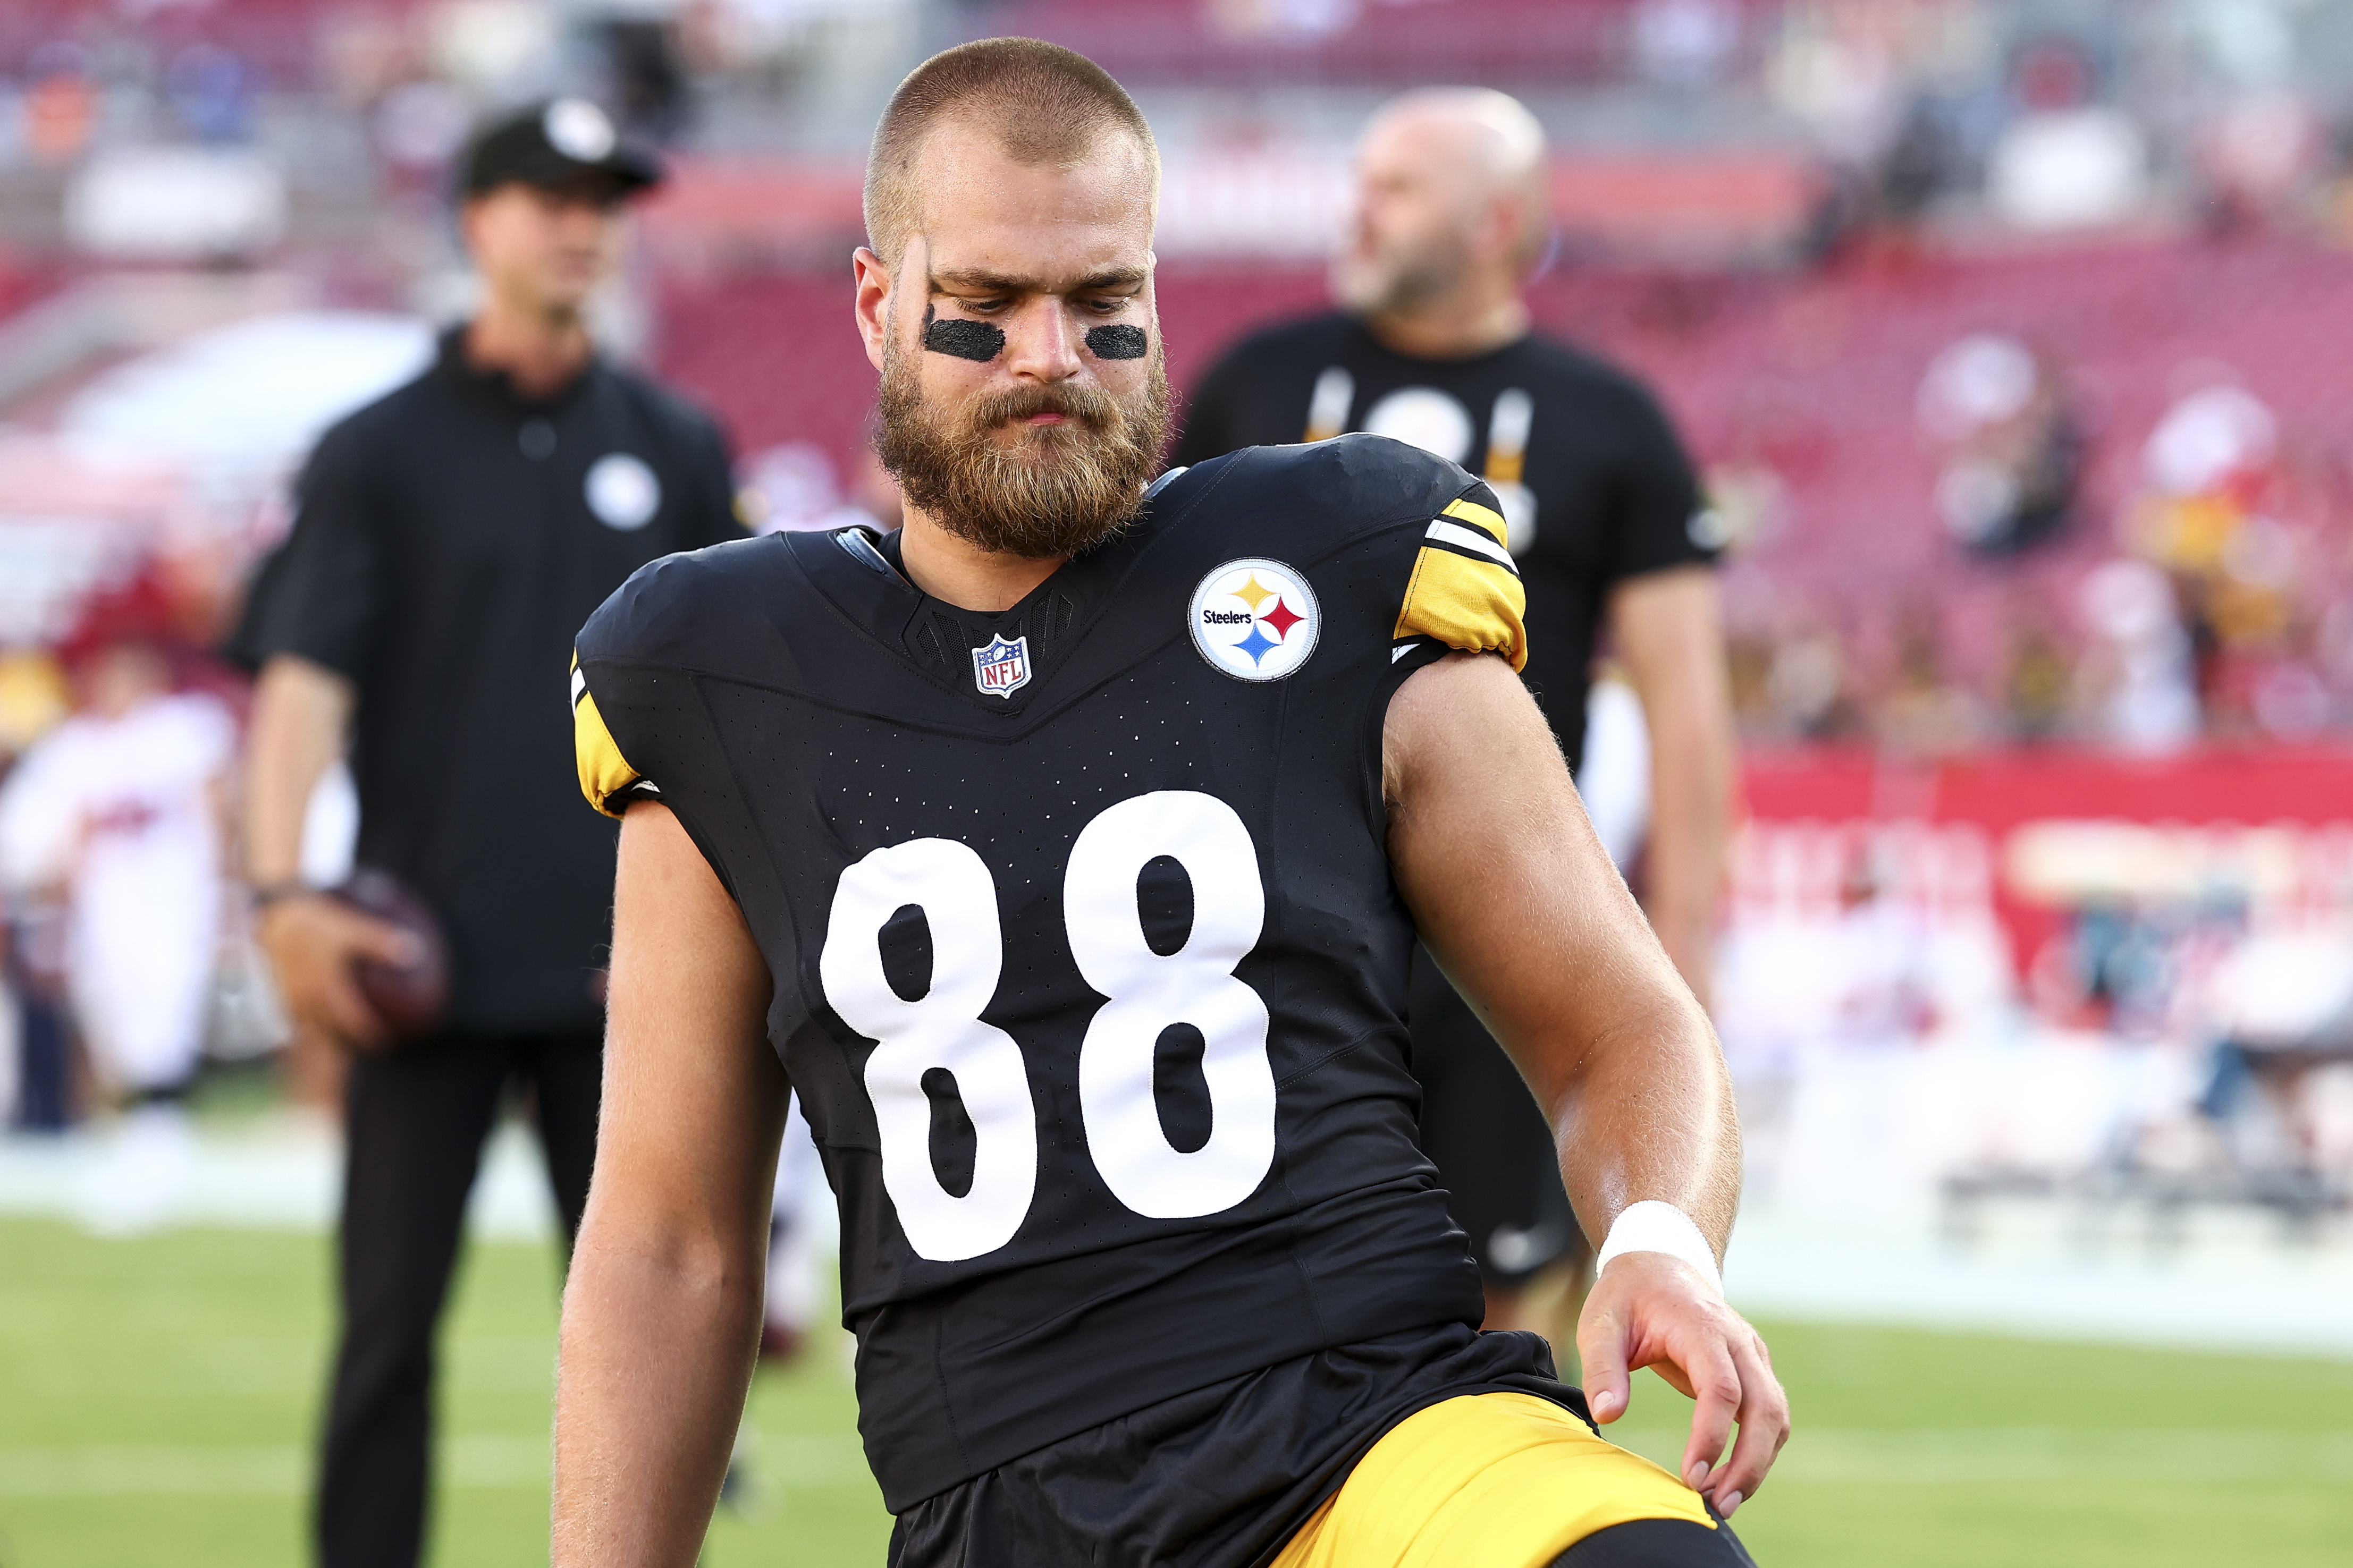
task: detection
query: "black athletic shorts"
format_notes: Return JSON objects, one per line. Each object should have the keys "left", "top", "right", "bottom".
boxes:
{"left": 885, "top": 1321, "right": 1754, "bottom": 1568}
{"left": 1410, "top": 946, "right": 1588, "bottom": 1287}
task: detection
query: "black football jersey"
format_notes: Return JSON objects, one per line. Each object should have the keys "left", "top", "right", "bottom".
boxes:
{"left": 571, "top": 434, "right": 1529, "bottom": 1511}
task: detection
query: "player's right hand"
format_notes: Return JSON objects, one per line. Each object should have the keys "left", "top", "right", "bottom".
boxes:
{"left": 1575, "top": 1251, "right": 1790, "bottom": 1520}
{"left": 257, "top": 894, "right": 417, "bottom": 1052}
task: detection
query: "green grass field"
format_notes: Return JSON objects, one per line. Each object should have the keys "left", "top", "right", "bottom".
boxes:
{"left": 3, "top": 1214, "right": 2349, "bottom": 1568}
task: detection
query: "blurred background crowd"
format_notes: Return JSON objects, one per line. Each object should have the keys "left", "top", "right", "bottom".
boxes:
{"left": 0, "top": 0, "right": 2350, "bottom": 1364}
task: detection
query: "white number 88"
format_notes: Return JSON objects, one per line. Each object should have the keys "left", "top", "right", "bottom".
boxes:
{"left": 1066, "top": 790, "right": 1275, "bottom": 1219}
{"left": 819, "top": 837, "right": 1038, "bottom": 1262}
{"left": 820, "top": 791, "right": 1276, "bottom": 1260}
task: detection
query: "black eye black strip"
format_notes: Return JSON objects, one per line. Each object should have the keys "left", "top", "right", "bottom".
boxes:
{"left": 924, "top": 306, "right": 1004, "bottom": 362}
{"left": 1085, "top": 324, "right": 1149, "bottom": 360}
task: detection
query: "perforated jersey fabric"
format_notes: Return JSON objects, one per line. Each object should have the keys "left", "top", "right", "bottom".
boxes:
{"left": 572, "top": 436, "right": 1534, "bottom": 1512}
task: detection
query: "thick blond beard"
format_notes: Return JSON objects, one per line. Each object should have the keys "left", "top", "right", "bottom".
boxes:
{"left": 874, "top": 334, "right": 1171, "bottom": 560}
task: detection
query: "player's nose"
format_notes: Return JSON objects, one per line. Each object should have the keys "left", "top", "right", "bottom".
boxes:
{"left": 1003, "top": 300, "right": 1084, "bottom": 383}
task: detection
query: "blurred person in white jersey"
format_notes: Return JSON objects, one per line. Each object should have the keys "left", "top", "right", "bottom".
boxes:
{"left": 0, "top": 576, "right": 234, "bottom": 1226}
{"left": 1175, "top": 88, "right": 1736, "bottom": 1343}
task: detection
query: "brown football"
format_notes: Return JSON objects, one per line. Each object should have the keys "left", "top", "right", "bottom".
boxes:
{"left": 333, "top": 868, "right": 450, "bottom": 1042}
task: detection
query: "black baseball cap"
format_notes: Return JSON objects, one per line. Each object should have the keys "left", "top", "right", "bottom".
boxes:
{"left": 458, "top": 97, "right": 664, "bottom": 199}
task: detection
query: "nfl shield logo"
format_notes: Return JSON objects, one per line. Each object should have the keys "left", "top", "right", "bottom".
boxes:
{"left": 971, "top": 633, "right": 1032, "bottom": 698}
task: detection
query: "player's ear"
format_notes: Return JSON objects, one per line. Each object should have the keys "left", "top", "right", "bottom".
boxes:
{"left": 854, "top": 235, "right": 933, "bottom": 376}
{"left": 852, "top": 245, "right": 892, "bottom": 373}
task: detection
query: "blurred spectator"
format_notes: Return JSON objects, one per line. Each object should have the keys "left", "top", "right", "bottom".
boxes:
{"left": 227, "top": 100, "right": 738, "bottom": 1568}
{"left": 2003, "top": 611, "right": 2073, "bottom": 743}
{"left": 1825, "top": 841, "right": 1936, "bottom": 1046}
{"left": 0, "top": 574, "right": 233, "bottom": 1225}
{"left": 1878, "top": 611, "right": 1986, "bottom": 755}
{"left": 1985, "top": 34, "right": 2150, "bottom": 232}
{"left": 1764, "top": 618, "right": 1856, "bottom": 740}
{"left": 1915, "top": 331, "right": 2080, "bottom": 555}
{"left": 2076, "top": 558, "right": 2200, "bottom": 753}
{"left": 2198, "top": 90, "right": 2321, "bottom": 231}
{"left": 2120, "top": 378, "right": 2333, "bottom": 738}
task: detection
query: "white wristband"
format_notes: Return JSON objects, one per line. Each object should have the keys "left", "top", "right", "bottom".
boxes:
{"left": 1594, "top": 1201, "right": 1724, "bottom": 1296}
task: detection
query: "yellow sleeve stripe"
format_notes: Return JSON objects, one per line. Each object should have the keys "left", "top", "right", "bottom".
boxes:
{"left": 573, "top": 681, "right": 646, "bottom": 819}
{"left": 1394, "top": 540, "right": 1529, "bottom": 672}
{"left": 1441, "top": 496, "right": 1509, "bottom": 549}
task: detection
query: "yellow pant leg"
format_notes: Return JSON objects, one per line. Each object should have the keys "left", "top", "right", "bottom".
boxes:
{"left": 1271, "top": 1392, "right": 1717, "bottom": 1568}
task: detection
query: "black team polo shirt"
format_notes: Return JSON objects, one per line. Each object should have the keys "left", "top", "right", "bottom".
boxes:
{"left": 231, "top": 325, "right": 742, "bottom": 1038}
{"left": 1173, "top": 313, "right": 1716, "bottom": 775}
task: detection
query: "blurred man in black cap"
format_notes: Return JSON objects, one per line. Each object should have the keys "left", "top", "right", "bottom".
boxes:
{"left": 231, "top": 97, "right": 740, "bottom": 1568}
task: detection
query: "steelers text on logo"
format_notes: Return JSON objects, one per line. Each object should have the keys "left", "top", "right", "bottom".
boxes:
{"left": 1188, "top": 557, "right": 1320, "bottom": 682}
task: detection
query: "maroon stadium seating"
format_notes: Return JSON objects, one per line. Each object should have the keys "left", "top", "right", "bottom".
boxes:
{"left": 655, "top": 237, "right": 2353, "bottom": 695}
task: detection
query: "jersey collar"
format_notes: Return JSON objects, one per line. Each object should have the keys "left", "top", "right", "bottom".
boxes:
{"left": 795, "top": 505, "right": 1163, "bottom": 716}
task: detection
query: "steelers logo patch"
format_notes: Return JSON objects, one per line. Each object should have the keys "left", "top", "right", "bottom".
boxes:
{"left": 1189, "top": 558, "right": 1320, "bottom": 682}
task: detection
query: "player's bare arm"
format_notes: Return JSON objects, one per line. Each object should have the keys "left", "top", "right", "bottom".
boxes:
{"left": 1608, "top": 565, "right": 1736, "bottom": 1011}
{"left": 552, "top": 801, "right": 789, "bottom": 1568}
{"left": 1385, "top": 650, "right": 1787, "bottom": 1514}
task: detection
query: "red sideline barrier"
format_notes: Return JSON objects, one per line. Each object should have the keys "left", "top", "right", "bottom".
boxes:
{"left": 1739, "top": 745, "right": 2353, "bottom": 974}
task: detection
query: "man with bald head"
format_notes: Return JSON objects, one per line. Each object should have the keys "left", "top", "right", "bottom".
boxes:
{"left": 1177, "top": 89, "right": 1736, "bottom": 1343}
{"left": 555, "top": 40, "right": 1776, "bottom": 1568}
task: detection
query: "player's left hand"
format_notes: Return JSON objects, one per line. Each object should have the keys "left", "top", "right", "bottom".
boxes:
{"left": 1575, "top": 1251, "right": 1789, "bottom": 1519}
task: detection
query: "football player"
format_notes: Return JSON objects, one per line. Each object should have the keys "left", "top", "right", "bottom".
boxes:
{"left": 555, "top": 37, "right": 1786, "bottom": 1568}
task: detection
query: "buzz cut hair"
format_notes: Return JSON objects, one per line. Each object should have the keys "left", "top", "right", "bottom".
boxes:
{"left": 863, "top": 37, "right": 1159, "bottom": 268}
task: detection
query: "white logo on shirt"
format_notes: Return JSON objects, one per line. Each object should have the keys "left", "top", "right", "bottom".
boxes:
{"left": 1361, "top": 386, "right": 1473, "bottom": 464}
{"left": 586, "top": 453, "right": 661, "bottom": 530}
{"left": 544, "top": 98, "right": 617, "bottom": 162}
